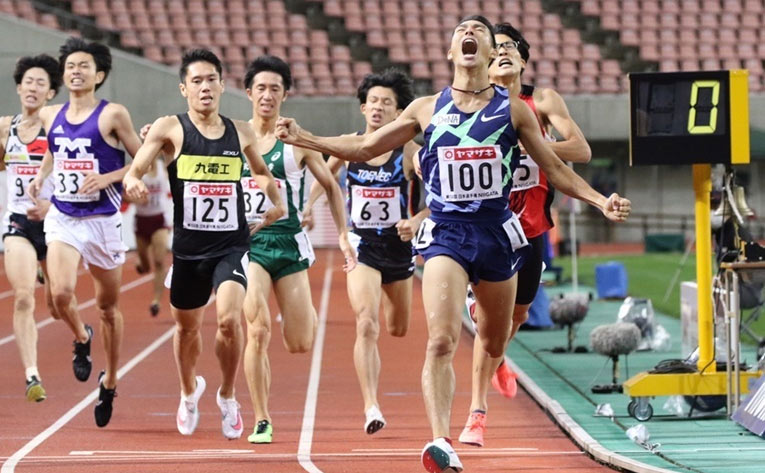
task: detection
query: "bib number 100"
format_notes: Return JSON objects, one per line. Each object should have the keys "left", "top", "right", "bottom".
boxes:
{"left": 447, "top": 162, "right": 494, "bottom": 191}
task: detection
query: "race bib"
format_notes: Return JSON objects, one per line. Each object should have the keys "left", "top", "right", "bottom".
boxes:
{"left": 240, "top": 177, "right": 287, "bottom": 223}
{"left": 511, "top": 154, "right": 540, "bottom": 192}
{"left": 53, "top": 157, "right": 99, "bottom": 202}
{"left": 438, "top": 145, "right": 503, "bottom": 202}
{"left": 502, "top": 214, "right": 529, "bottom": 251}
{"left": 6, "top": 163, "right": 39, "bottom": 208}
{"left": 182, "top": 182, "right": 238, "bottom": 231}
{"left": 350, "top": 186, "right": 401, "bottom": 228}
{"left": 413, "top": 217, "right": 435, "bottom": 250}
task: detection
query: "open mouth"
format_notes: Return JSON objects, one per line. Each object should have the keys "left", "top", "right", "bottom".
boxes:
{"left": 461, "top": 38, "right": 478, "bottom": 55}
{"left": 200, "top": 95, "right": 213, "bottom": 104}
{"left": 499, "top": 58, "right": 513, "bottom": 67}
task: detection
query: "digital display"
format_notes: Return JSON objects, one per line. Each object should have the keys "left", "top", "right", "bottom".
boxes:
{"left": 629, "top": 70, "right": 749, "bottom": 166}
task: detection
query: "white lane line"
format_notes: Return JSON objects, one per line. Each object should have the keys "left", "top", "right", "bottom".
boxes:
{"left": 0, "top": 325, "right": 175, "bottom": 473}
{"left": 297, "top": 253, "right": 333, "bottom": 473}
{"left": 0, "top": 273, "right": 153, "bottom": 348}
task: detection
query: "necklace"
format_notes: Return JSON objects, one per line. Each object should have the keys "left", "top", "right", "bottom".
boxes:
{"left": 450, "top": 84, "right": 493, "bottom": 95}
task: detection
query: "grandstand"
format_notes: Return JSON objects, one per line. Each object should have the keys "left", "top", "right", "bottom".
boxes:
{"left": 4, "top": 0, "right": 763, "bottom": 95}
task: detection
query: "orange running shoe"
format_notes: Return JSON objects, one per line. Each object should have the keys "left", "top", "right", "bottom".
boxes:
{"left": 492, "top": 361, "right": 518, "bottom": 399}
{"left": 458, "top": 411, "right": 486, "bottom": 447}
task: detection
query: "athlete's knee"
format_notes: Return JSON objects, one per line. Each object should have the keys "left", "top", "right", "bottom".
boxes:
{"left": 387, "top": 319, "right": 408, "bottom": 338}
{"left": 247, "top": 319, "right": 270, "bottom": 349}
{"left": 217, "top": 312, "right": 241, "bottom": 339}
{"left": 356, "top": 314, "right": 380, "bottom": 341}
{"left": 51, "top": 286, "right": 75, "bottom": 311}
{"left": 512, "top": 309, "right": 529, "bottom": 327}
{"left": 426, "top": 333, "right": 458, "bottom": 358}
{"left": 13, "top": 289, "right": 35, "bottom": 314}
{"left": 481, "top": 336, "right": 506, "bottom": 358}
{"left": 284, "top": 334, "right": 312, "bottom": 354}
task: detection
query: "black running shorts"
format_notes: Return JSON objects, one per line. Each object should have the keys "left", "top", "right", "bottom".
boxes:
{"left": 515, "top": 234, "right": 545, "bottom": 306}
{"left": 169, "top": 250, "right": 248, "bottom": 310}
{"left": 2, "top": 212, "right": 47, "bottom": 261}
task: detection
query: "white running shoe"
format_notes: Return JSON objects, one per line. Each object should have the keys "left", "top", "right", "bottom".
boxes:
{"left": 364, "top": 405, "right": 386, "bottom": 434}
{"left": 216, "top": 387, "right": 244, "bottom": 439}
{"left": 421, "top": 437, "right": 463, "bottom": 472}
{"left": 176, "top": 376, "right": 206, "bottom": 436}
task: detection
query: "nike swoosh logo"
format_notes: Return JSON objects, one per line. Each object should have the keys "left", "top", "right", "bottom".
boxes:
{"left": 232, "top": 414, "right": 243, "bottom": 431}
{"left": 232, "top": 269, "right": 245, "bottom": 279}
{"left": 480, "top": 114, "right": 503, "bottom": 123}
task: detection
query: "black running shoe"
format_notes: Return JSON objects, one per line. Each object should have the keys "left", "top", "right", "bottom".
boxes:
{"left": 150, "top": 303, "right": 160, "bottom": 317}
{"left": 72, "top": 324, "right": 93, "bottom": 382}
{"left": 94, "top": 371, "right": 116, "bottom": 428}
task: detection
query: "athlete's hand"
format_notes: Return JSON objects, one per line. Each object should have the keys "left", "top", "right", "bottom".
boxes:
{"left": 139, "top": 123, "right": 152, "bottom": 141}
{"left": 123, "top": 174, "right": 148, "bottom": 202}
{"left": 79, "top": 172, "right": 110, "bottom": 195}
{"left": 249, "top": 205, "right": 286, "bottom": 234}
{"left": 301, "top": 205, "right": 315, "bottom": 231}
{"left": 275, "top": 117, "right": 301, "bottom": 145}
{"left": 338, "top": 231, "right": 357, "bottom": 272}
{"left": 602, "top": 193, "right": 631, "bottom": 222}
{"left": 26, "top": 198, "right": 51, "bottom": 222}
{"left": 27, "top": 177, "right": 43, "bottom": 202}
{"left": 396, "top": 218, "right": 420, "bottom": 242}
{"left": 413, "top": 151, "right": 422, "bottom": 179}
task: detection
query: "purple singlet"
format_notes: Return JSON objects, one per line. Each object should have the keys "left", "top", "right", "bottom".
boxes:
{"left": 47, "top": 99, "right": 125, "bottom": 217}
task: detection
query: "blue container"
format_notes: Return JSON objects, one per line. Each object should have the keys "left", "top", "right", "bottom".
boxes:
{"left": 595, "top": 261, "right": 628, "bottom": 299}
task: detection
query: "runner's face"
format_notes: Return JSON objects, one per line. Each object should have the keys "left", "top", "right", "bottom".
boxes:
{"left": 489, "top": 33, "right": 524, "bottom": 83}
{"left": 63, "top": 52, "right": 103, "bottom": 93}
{"left": 181, "top": 61, "right": 223, "bottom": 113}
{"left": 247, "top": 71, "right": 286, "bottom": 119}
{"left": 17, "top": 67, "right": 54, "bottom": 110}
{"left": 360, "top": 86, "right": 398, "bottom": 130}
{"left": 448, "top": 20, "right": 496, "bottom": 68}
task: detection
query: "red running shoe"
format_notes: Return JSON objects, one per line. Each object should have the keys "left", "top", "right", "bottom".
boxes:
{"left": 492, "top": 361, "right": 518, "bottom": 399}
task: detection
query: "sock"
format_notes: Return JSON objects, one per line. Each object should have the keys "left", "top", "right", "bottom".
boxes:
{"left": 471, "top": 409, "right": 486, "bottom": 415}
{"left": 25, "top": 366, "right": 40, "bottom": 382}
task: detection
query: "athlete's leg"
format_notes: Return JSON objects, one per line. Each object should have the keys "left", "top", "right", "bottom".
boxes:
{"left": 172, "top": 305, "right": 206, "bottom": 396}
{"left": 273, "top": 270, "right": 316, "bottom": 353}
{"left": 149, "top": 228, "right": 169, "bottom": 307}
{"left": 421, "top": 256, "right": 469, "bottom": 439}
{"left": 244, "top": 262, "right": 273, "bottom": 423}
{"left": 347, "top": 264, "right": 384, "bottom": 412}
{"left": 39, "top": 260, "right": 62, "bottom": 320}
{"left": 135, "top": 234, "right": 151, "bottom": 273}
{"left": 214, "top": 279, "right": 245, "bottom": 398}
{"left": 88, "top": 264, "right": 124, "bottom": 389}
{"left": 5, "top": 237, "right": 41, "bottom": 376}
{"left": 47, "top": 241, "right": 89, "bottom": 342}
{"left": 380, "top": 276, "right": 412, "bottom": 338}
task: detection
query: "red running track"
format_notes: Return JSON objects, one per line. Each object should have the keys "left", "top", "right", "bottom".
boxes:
{"left": 0, "top": 249, "right": 615, "bottom": 472}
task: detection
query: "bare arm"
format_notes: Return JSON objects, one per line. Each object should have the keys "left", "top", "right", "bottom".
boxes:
{"left": 275, "top": 96, "right": 432, "bottom": 162}
{"left": 80, "top": 105, "right": 142, "bottom": 194}
{"left": 123, "top": 116, "right": 177, "bottom": 200}
{"left": 0, "top": 115, "right": 10, "bottom": 170}
{"left": 535, "top": 88, "right": 591, "bottom": 164}
{"left": 512, "top": 96, "right": 629, "bottom": 222}
{"left": 237, "top": 123, "right": 285, "bottom": 230}
{"left": 302, "top": 150, "right": 356, "bottom": 271}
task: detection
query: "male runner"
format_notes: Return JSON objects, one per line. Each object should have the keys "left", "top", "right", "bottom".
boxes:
{"left": 28, "top": 38, "right": 142, "bottom": 427}
{"left": 124, "top": 49, "right": 284, "bottom": 439}
{"left": 240, "top": 55, "right": 354, "bottom": 444}
{"left": 275, "top": 16, "right": 630, "bottom": 472}
{"left": 459, "top": 22, "right": 593, "bottom": 447}
{"left": 303, "top": 69, "right": 427, "bottom": 435}
{"left": 0, "top": 54, "right": 61, "bottom": 402}
{"left": 130, "top": 155, "right": 171, "bottom": 317}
